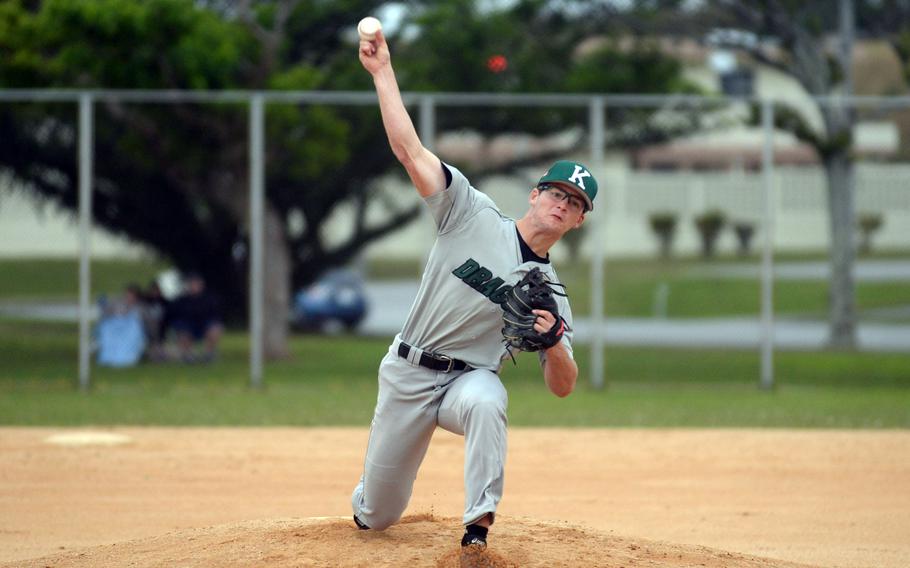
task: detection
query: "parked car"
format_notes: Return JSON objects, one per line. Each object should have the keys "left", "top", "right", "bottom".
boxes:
{"left": 292, "top": 269, "right": 368, "bottom": 333}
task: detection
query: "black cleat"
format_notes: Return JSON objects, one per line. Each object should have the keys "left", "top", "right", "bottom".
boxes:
{"left": 462, "top": 522, "right": 489, "bottom": 548}
{"left": 353, "top": 515, "right": 370, "bottom": 530}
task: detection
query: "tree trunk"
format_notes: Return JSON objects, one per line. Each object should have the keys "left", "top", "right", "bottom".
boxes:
{"left": 823, "top": 150, "right": 857, "bottom": 349}
{"left": 262, "top": 204, "right": 291, "bottom": 359}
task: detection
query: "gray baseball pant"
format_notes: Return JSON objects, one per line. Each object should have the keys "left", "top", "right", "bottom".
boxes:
{"left": 351, "top": 339, "right": 508, "bottom": 529}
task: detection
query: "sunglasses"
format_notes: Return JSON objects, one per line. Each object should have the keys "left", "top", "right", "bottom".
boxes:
{"left": 538, "top": 185, "right": 587, "bottom": 213}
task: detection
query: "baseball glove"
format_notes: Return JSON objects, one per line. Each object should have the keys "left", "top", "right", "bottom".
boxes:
{"left": 501, "top": 267, "right": 569, "bottom": 353}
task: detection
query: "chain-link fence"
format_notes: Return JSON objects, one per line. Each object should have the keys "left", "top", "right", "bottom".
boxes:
{"left": 2, "top": 90, "right": 909, "bottom": 389}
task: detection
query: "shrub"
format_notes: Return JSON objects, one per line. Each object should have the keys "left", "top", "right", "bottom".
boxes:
{"left": 648, "top": 212, "right": 678, "bottom": 259}
{"left": 856, "top": 213, "right": 883, "bottom": 254}
{"left": 733, "top": 221, "right": 755, "bottom": 257}
{"left": 561, "top": 223, "right": 587, "bottom": 261}
{"left": 694, "top": 210, "right": 726, "bottom": 258}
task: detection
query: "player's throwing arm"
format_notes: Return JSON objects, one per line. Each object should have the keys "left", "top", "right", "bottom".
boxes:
{"left": 358, "top": 18, "right": 444, "bottom": 198}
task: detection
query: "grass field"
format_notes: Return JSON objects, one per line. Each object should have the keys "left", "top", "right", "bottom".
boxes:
{"left": 3, "top": 254, "right": 910, "bottom": 320}
{"left": 1, "top": 256, "right": 908, "bottom": 428}
{"left": 1, "top": 319, "right": 907, "bottom": 428}
{"left": 554, "top": 256, "right": 910, "bottom": 319}
{"left": 0, "top": 258, "right": 169, "bottom": 300}
{"left": 374, "top": 254, "right": 910, "bottom": 319}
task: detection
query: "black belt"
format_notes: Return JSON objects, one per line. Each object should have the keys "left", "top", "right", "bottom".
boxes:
{"left": 397, "top": 341, "right": 468, "bottom": 373}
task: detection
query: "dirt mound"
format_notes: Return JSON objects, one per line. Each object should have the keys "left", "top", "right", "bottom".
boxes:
{"left": 6, "top": 514, "right": 817, "bottom": 568}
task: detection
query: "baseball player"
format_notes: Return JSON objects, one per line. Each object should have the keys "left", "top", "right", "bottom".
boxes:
{"left": 353, "top": 28, "right": 598, "bottom": 550}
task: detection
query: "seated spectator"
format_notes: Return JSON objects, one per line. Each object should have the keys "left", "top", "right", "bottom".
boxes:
{"left": 140, "top": 280, "right": 170, "bottom": 362}
{"left": 102, "top": 283, "right": 143, "bottom": 317}
{"left": 169, "top": 273, "right": 223, "bottom": 363}
{"left": 96, "top": 284, "right": 146, "bottom": 367}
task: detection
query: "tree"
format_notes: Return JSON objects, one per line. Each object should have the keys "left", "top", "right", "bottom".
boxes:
{"left": 0, "top": 0, "right": 697, "bottom": 359}
{"left": 0, "top": 0, "right": 414, "bottom": 359}
{"left": 855, "top": 0, "right": 910, "bottom": 83}
{"left": 622, "top": 0, "right": 910, "bottom": 346}
{"left": 687, "top": 0, "right": 865, "bottom": 348}
{"left": 398, "top": 0, "right": 704, "bottom": 179}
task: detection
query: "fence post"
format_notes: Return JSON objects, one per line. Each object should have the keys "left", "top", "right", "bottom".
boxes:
{"left": 249, "top": 94, "right": 265, "bottom": 389}
{"left": 416, "top": 95, "right": 437, "bottom": 274}
{"left": 420, "top": 95, "right": 435, "bottom": 152}
{"left": 760, "top": 100, "right": 776, "bottom": 390}
{"left": 78, "top": 93, "right": 94, "bottom": 392}
{"left": 589, "top": 96, "right": 606, "bottom": 390}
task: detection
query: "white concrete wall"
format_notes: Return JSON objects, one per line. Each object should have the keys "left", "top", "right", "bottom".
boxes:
{"left": 3, "top": 161, "right": 908, "bottom": 261}
{"left": 0, "top": 179, "right": 151, "bottom": 259}
{"left": 355, "top": 160, "right": 910, "bottom": 262}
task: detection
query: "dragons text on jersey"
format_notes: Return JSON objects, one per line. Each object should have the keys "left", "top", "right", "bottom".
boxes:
{"left": 451, "top": 259, "right": 513, "bottom": 304}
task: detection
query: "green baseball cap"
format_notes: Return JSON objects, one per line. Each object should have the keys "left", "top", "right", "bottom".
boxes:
{"left": 537, "top": 160, "right": 598, "bottom": 211}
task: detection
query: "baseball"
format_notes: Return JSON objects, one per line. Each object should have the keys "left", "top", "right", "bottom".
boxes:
{"left": 357, "top": 16, "right": 382, "bottom": 41}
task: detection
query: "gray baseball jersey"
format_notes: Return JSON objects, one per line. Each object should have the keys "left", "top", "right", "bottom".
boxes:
{"left": 352, "top": 163, "right": 575, "bottom": 531}
{"left": 400, "top": 163, "right": 574, "bottom": 370}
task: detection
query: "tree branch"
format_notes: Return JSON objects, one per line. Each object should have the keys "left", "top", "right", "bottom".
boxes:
{"left": 325, "top": 204, "right": 422, "bottom": 267}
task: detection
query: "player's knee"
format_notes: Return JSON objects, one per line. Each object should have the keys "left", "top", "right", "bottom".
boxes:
{"left": 467, "top": 389, "right": 507, "bottom": 421}
{"left": 477, "top": 377, "right": 508, "bottom": 410}
{"left": 365, "top": 510, "right": 402, "bottom": 531}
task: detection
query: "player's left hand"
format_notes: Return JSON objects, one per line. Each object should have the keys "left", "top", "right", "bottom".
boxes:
{"left": 501, "top": 267, "right": 568, "bottom": 352}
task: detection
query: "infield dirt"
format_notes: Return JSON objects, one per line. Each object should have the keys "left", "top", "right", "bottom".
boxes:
{"left": 1, "top": 428, "right": 907, "bottom": 568}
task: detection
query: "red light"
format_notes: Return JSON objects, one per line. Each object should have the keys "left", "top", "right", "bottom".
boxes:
{"left": 487, "top": 54, "right": 508, "bottom": 73}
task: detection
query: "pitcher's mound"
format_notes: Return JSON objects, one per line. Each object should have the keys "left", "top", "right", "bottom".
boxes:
{"left": 7, "top": 514, "right": 817, "bottom": 568}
